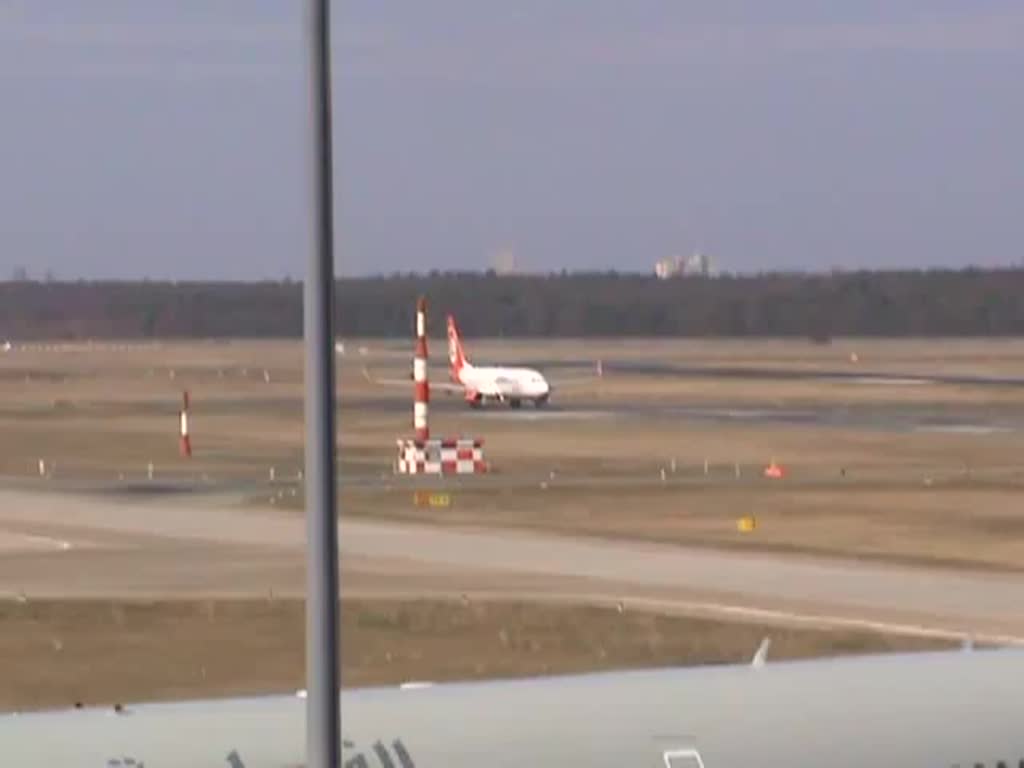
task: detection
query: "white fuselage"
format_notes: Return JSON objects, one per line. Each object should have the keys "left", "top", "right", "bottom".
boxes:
{"left": 456, "top": 363, "right": 550, "bottom": 402}
{"left": 4, "top": 649, "right": 1024, "bottom": 767}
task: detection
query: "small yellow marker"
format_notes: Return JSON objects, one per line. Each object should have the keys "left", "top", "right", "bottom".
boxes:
{"left": 414, "top": 491, "right": 452, "bottom": 508}
{"left": 429, "top": 493, "right": 451, "bottom": 508}
{"left": 737, "top": 515, "right": 757, "bottom": 533}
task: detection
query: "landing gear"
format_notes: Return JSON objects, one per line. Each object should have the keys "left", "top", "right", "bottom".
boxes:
{"left": 534, "top": 395, "right": 549, "bottom": 408}
{"left": 509, "top": 398, "right": 522, "bottom": 409}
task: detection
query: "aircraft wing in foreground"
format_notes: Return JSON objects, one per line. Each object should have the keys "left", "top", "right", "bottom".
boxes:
{"left": 3, "top": 647, "right": 1023, "bottom": 767}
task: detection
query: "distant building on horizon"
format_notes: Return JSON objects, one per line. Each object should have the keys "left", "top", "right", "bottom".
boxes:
{"left": 654, "top": 251, "right": 714, "bottom": 279}
{"left": 492, "top": 246, "right": 518, "bottom": 275}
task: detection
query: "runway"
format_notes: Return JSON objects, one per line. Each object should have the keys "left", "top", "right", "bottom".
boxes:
{"left": 23, "top": 369, "right": 1024, "bottom": 434}
{"left": 1, "top": 489, "right": 1022, "bottom": 646}
{"left": 536, "top": 359, "right": 1024, "bottom": 388}
{"left": 347, "top": 392, "right": 1024, "bottom": 434}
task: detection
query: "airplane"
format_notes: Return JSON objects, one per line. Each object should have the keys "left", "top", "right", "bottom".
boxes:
{"left": 362, "top": 314, "right": 601, "bottom": 409}
{"left": 444, "top": 314, "right": 553, "bottom": 408}
{"left": 3, "top": 644, "right": 1023, "bottom": 766}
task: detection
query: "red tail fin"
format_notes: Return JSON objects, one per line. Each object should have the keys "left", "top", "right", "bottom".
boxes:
{"left": 447, "top": 315, "right": 469, "bottom": 381}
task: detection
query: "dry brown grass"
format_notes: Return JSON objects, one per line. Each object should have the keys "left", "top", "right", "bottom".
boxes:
{"left": 3, "top": 339, "right": 1024, "bottom": 569}
{"left": 0, "top": 340, "right": 1014, "bottom": 713}
{"left": 0, "top": 597, "right": 952, "bottom": 712}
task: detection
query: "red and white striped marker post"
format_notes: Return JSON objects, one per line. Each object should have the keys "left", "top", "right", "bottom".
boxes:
{"left": 413, "top": 296, "right": 430, "bottom": 441}
{"left": 179, "top": 390, "right": 192, "bottom": 458}
{"left": 395, "top": 295, "right": 489, "bottom": 476}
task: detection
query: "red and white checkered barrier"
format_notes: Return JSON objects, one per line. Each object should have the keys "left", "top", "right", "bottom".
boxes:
{"left": 394, "top": 296, "right": 488, "bottom": 475}
{"left": 395, "top": 438, "right": 487, "bottom": 475}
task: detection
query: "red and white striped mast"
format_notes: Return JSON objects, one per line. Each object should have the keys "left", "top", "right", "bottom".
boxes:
{"left": 179, "top": 390, "right": 192, "bottom": 457}
{"left": 413, "top": 296, "right": 430, "bottom": 442}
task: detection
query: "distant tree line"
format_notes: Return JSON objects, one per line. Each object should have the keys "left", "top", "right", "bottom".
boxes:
{"left": 0, "top": 269, "right": 1023, "bottom": 340}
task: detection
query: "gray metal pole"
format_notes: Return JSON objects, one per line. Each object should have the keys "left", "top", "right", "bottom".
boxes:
{"left": 303, "top": 1, "right": 340, "bottom": 766}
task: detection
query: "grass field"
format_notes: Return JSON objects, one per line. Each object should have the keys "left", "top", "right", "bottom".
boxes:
{"left": 0, "top": 337, "right": 1020, "bottom": 710}
{"left": 2, "top": 338, "right": 1024, "bottom": 570}
{"left": 0, "top": 597, "right": 952, "bottom": 712}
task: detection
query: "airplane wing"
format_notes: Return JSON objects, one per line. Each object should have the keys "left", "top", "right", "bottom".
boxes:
{"left": 361, "top": 366, "right": 464, "bottom": 393}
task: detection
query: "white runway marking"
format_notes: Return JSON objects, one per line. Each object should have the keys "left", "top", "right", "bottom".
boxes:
{"left": 847, "top": 376, "right": 933, "bottom": 386}
{"left": 0, "top": 529, "right": 73, "bottom": 553}
{"left": 914, "top": 424, "right": 1013, "bottom": 435}
{"left": 616, "top": 595, "right": 1024, "bottom": 648}
{"left": 347, "top": 587, "right": 1024, "bottom": 649}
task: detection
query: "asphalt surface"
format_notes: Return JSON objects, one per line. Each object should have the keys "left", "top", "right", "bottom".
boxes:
{"left": 20, "top": 360, "right": 1023, "bottom": 434}
{"left": 338, "top": 393, "right": 1024, "bottom": 433}
{"left": 1, "top": 489, "right": 1022, "bottom": 646}
{"left": 535, "top": 359, "right": 1024, "bottom": 388}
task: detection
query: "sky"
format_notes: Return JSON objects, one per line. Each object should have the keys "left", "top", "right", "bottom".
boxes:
{"left": 1, "top": 1, "right": 1022, "bottom": 279}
